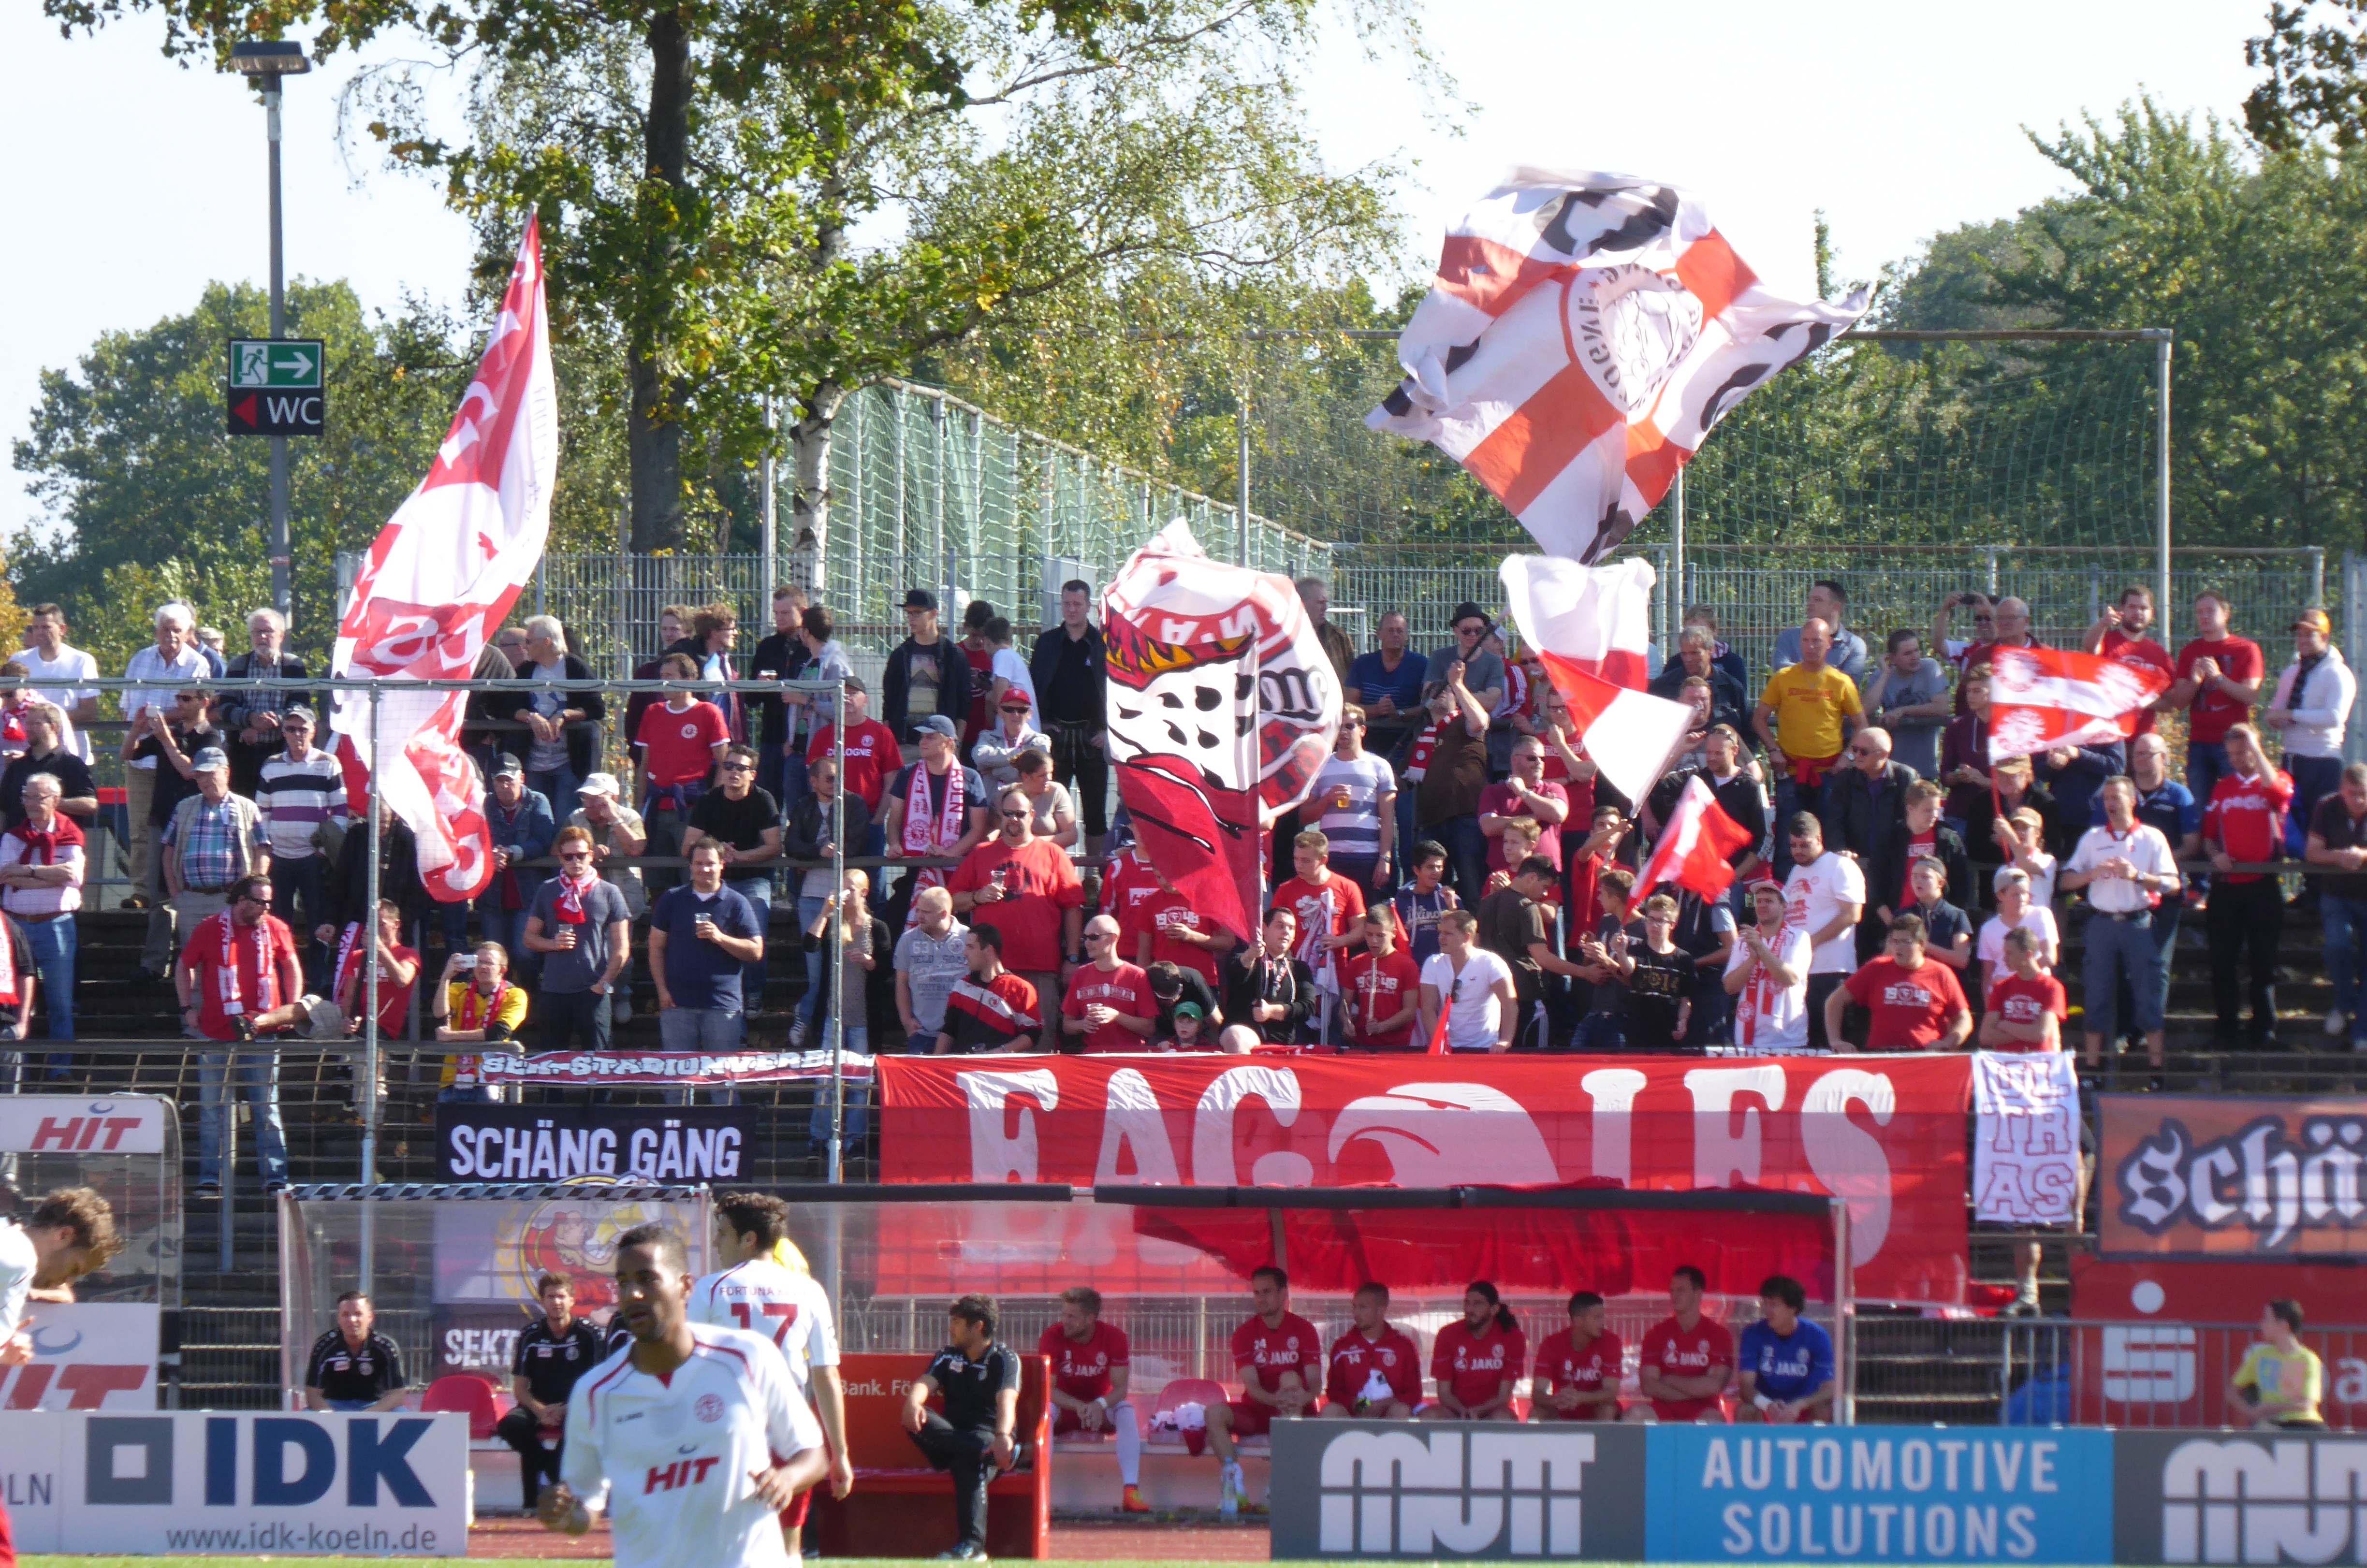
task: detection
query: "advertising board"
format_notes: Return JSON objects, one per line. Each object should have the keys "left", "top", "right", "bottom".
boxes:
{"left": 0, "top": 1303, "right": 160, "bottom": 1409}
{"left": 2112, "top": 1429, "right": 2367, "bottom": 1565}
{"left": 2102, "top": 1093, "right": 2367, "bottom": 1259}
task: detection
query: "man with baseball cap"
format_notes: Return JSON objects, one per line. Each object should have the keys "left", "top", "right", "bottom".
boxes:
{"left": 884, "top": 589, "right": 972, "bottom": 751}
{"left": 882, "top": 714, "right": 990, "bottom": 935}
{"left": 2268, "top": 608, "right": 2356, "bottom": 895}
{"left": 162, "top": 745, "right": 271, "bottom": 971}
{"left": 972, "top": 687, "right": 1049, "bottom": 791}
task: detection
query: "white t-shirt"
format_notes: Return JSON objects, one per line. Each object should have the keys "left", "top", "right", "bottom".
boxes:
{"left": 1722, "top": 926, "right": 1815, "bottom": 1054}
{"left": 0, "top": 1220, "right": 34, "bottom": 1341}
{"left": 564, "top": 1325, "right": 824, "bottom": 1568}
{"left": 1313, "top": 753, "right": 1397, "bottom": 862}
{"left": 2065, "top": 823, "right": 2178, "bottom": 915}
{"left": 2018, "top": 851, "right": 2060, "bottom": 914}
{"left": 1783, "top": 853, "right": 1867, "bottom": 975}
{"left": 1976, "top": 907, "right": 2061, "bottom": 977}
{"left": 10, "top": 646, "right": 98, "bottom": 761}
{"left": 1419, "top": 948, "right": 1514, "bottom": 1050}
{"left": 690, "top": 1256, "right": 841, "bottom": 1393}
{"left": 991, "top": 647, "right": 1037, "bottom": 711}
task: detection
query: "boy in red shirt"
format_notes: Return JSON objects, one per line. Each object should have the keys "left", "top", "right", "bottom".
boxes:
{"left": 804, "top": 677, "right": 903, "bottom": 816}
{"left": 1059, "top": 915, "right": 1156, "bottom": 1052}
{"left": 1980, "top": 926, "right": 2067, "bottom": 1052}
{"left": 633, "top": 652, "right": 731, "bottom": 795}
{"left": 1828, "top": 913, "right": 1972, "bottom": 1052}
{"left": 1036, "top": 1286, "right": 1147, "bottom": 1513}
{"left": 1340, "top": 906, "right": 1421, "bottom": 1048}
{"left": 1534, "top": 1290, "right": 1624, "bottom": 1422}
{"left": 1637, "top": 1264, "right": 1735, "bottom": 1422}
{"left": 2203, "top": 722, "right": 2294, "bottom": 1042}
{"left": 1425, "top": 1282, "right": 1526, "bottom": 1421}
{"left": 1319, "top": 1282, "right": 1421, "bottom": 1419}
{"left": 1207, "top": 1266, "right": 1320, "bottom": 1514}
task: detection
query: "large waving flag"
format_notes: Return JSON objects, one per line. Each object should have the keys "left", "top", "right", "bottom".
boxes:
{"left": 1103, "top": 522, "right": 1341, "bottom": 944}
{"left": 1634, "top": 775, "right": 1755, "bottom": 904}
{"left": 332, "top": 220, "right": 558, "bottom": 902}
{"left": 1987, "top": 645, "right": 2171, "bottom": 760}
{"left": 1371, "top": 172, "right": 1870, "bottom": 563}
{"left": 1501, "top": 554, "right": 1693, "bottom": 805}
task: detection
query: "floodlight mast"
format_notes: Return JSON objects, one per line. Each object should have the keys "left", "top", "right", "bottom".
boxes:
{"left": 227, "top": 39, "right": 312, "bottom": 622}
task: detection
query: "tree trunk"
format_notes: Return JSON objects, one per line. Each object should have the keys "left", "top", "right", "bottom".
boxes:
{"left": 628, "top": 9, "right": 694, "bottom": 552}
{"left": 789, "top": 379, "right": 845, "bottom": 593}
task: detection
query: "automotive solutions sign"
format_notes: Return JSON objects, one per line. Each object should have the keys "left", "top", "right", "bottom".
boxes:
{"left": 0, "top": 1410, "right": 467, "bottom": 1555}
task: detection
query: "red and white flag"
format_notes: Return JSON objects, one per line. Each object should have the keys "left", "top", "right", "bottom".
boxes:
{"left": 1987, "top": 644, "right": 2170, "bottom": 760}
{"left": 1370, "top": 172, "right": 1869, "bottom": 563}
{"left": 1633, "top": 776, "right": 1755, "bottom": 904}
{"left": 1500, "top": 553, "right": 1693, "bottom": 805}
{"left": 1103, "top": 522, "right": 1342, "bottom": 944}
{"left": 332, "top": 220, "right": 558, "bottom": 902}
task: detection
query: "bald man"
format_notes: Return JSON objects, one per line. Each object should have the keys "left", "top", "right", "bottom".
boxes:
{"left": 1060, "top": 914, "right": 1156, "bottom": 1053}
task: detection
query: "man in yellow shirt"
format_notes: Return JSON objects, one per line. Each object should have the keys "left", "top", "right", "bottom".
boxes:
{"left": 2230, "top": 1299, "right": 2325, "bottom": 1429}
{"left": 1754, "top": 618, "right": 1864, "bottom": 873}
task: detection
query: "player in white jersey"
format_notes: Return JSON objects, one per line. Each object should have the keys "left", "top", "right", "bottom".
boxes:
{"left": 691, "top": 1192, "right": 853, "bottom": 1563}
{"left": 0, "top": 1189, "right": 121, "bottom": 1566}
{"left": 541, "top": 1224, "right": 826, "bottom": 1568}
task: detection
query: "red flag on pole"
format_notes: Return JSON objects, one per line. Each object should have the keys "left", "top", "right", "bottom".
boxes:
{"left": 1632, "top": 775, "right": 1755, "bottom": 903}
{"left": 1987, "top": 645, "right": 2171, "bottom": 760}
{"left": 1424, "top": 994, "right": 1454, "bottom": 1055}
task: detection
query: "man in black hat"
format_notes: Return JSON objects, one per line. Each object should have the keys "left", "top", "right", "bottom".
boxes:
{"left": 883, "top": 589, "right": 972, "bottom": 756}
{"left": 1425, "top": 603, "right": 1505, "bottom": 723}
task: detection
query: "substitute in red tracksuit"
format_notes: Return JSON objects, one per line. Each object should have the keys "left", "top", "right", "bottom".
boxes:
{"left": 1428, "top": 1283, "right": 1526, "bottom": 1421}
{"left": 2202, "top": 722, "right": 2293, "bottom": 1043}
{"left": 1321, "top": 1283, "right": 1422, "bottom": 1418}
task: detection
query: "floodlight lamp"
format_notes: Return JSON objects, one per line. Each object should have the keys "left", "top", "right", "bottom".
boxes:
{"left": 229, "top": 39, "right": 312, "bottom": 76}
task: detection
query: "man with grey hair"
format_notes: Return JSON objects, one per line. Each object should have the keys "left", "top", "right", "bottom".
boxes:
{"left": 162, "top": 747, "right": 271, "bottom": 962}
{"left": 222, "top": 606, "right": 317, "bottom": 797}
{"left": 1297, "top": 577, "right": 1355, "bottom": 688}
{"left": 511, "top": 616, "right": 605, "bottom": 809}
{"left": 0, "top": 772, "right": 83, "bottom": 1056}
{"left": 1943, "top": 594, "right": 2041, "bottom": 716}
{"left": 121, "top": 604, "right": 213, "bottom": 914}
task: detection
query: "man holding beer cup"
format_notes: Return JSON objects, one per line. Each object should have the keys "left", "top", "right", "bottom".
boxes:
{"left": 648, "top": 839, "right": 766, "bottom": 1058}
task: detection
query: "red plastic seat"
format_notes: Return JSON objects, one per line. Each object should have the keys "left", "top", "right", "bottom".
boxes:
{"left": 1151, "top": 1378, "right": 1231, "bottom": 1420}
{"left": 422, "top": 1374, "right": 508, "bottom": 1439}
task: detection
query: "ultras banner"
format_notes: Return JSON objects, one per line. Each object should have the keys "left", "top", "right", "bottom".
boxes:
{"left": 876, "top": 1053, "right": 1971, "bottom": 1303}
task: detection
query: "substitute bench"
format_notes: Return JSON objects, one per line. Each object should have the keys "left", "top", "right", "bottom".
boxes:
{"left": 809, "top": 1351, "right": 1053, "bottom": 1559}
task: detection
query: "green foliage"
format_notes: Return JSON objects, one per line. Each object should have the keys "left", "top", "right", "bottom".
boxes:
{"left": 2247, "top": 0, "right": 2367, "bottom": 149}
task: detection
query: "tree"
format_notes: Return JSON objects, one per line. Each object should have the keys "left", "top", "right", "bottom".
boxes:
{"left": 2246, "top": 0, "right": 2367, "bottom": 149}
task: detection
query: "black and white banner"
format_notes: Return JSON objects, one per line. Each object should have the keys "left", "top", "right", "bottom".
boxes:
{"left": 476, "top": 1048, "right": 872, "bottom": 1085}
{"left": 434, "top": 1105, "right": 757, "bottom": 1183}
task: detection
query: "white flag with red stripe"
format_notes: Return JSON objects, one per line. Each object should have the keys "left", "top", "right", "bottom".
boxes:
{"left": 1370, "top": 172, "right": 1869, "bottom": 563}
{"left": 332, "top": 220, "right": 557, "bottom": 902}
{"left": 1500, "top": 552, "right": 1692, "bottom": 805}
{"left": 1987, "top": 644, "right": 2170, "bottom": 760}
{"left": 1633, "top": 775, "right": 1755, "bottom": 904}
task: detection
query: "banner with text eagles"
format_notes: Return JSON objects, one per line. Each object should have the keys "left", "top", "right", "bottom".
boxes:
{"left": 875, "top": 1053, "right": 1970, "bottom": 1302}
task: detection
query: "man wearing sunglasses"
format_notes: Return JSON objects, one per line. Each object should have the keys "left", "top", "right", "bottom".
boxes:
{"left": 949, "top": 786, "right": 1083, "bottom": 1048}
{"left": 881, "top": 716, "right": 990, "bottom": 938}
{"left": 525, "top": 827, "right": 634, "bottom": 1051}
{"left": 178, "top": 873, "right": 298, "bottom": 1193}
{"left": 1422, "top": 603, "right": 1506, "bottom": 726}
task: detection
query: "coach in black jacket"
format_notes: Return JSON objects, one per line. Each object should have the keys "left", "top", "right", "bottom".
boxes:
{"left": 1027, "top": 580, "right": 1109, "bottom": 846}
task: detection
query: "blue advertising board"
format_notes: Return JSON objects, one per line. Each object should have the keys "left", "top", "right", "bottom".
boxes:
{"left": 1642, "top": 1427, "right": 2117, "bottom": 1565}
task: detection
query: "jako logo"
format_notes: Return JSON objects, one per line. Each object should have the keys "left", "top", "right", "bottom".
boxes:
{"left": 2160, "top": 1437, "right": 2367, "bottom": 1563}
{"left": 85, "top": 1417, "right": 439, "bottom": 1509}
{"left": 1317, "top": 1430, "right": 1595, "bottom": 1555}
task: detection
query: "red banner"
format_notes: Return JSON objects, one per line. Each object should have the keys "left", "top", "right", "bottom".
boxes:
{"left": 876, "top": 1053, "right": 1971, "bottom": 1303}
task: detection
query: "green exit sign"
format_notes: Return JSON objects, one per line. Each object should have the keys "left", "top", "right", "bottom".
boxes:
{"left": 227, "top": 338, "right": 323, "bottom": 390}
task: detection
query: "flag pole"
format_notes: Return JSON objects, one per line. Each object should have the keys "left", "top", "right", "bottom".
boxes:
{"left": 360, "top": 681, "right": 381, "bottom": 1295}
{"left": 827, "top": 676, "right": 847, "bottom": 1185}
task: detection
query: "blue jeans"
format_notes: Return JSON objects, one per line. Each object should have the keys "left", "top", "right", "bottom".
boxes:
{"left": 20, "top": 917, "right": 73, "bottom": 1045}
{"left": 2185, "top": 742, "right": 2232, "bottom": 813}
{"left": 2291, "top": 755, "right": 2346, "bottom": 857}
{"left": 1772, "top": 774, "right": 1826, "bottom": 876}
{"left": 660, "top": 1007, "right": 745, "bottom": 1105}
{"left": 467, "top": 904, "right": 534, "bottom": 976}
{"left": 437, "top": 1085, "right": 498, "bottom": 1104}
{"left": 795, "top": 893, "right": 829, "bottom": 1027}
{"left": 2324, "top": 895, "right": 2367, "bottom": 1041}
{"left": 809, "top": 1026, "right": 870, "bottom": 1148}
{"left": 1571, "top": 1012, "right": 1624, "bottom": 1052}
{"left": 198, "top": 1051, "right": 289, "bottom": 1187}
{"left": 2083, "top": 912, "right": 2164, "bottom": 1043}
{"left": 728, "top": 876, "right": 774, "bottom": 1010}
{"left": 860, "top": 824, "right": 888, "bottom": 911}
{"left": 269, "top": 855, "right": 329, "bottom": 987}
{"left": 527, "top": 767, "right": 580, "bottom": 823}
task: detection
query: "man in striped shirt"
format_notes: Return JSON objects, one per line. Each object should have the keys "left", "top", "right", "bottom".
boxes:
{"left": 257, "top": 708, "right": 344, "bottom": 985}
{"left": 0, "top": 774, "right": 80, "bottom": 1060}
{"left": 934, "top": 925, "right": 1042, "bottom": 1053}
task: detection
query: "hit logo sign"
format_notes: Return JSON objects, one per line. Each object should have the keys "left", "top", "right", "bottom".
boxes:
{"left": 1268, "top": 1421, "right": 1648, "bottom": 1560}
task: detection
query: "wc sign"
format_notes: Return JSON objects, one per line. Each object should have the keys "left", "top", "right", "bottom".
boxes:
{"left": 1269, "top": 1421, "right": 1648, "bottom": 1560}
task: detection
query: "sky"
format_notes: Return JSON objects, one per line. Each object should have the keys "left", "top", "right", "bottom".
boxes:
{"left": 1, "top": 0, "right": 2268, "bottom": 534}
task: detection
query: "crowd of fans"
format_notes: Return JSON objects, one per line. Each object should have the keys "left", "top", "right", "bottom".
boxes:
{"left": 0, "top": 575, "right": 2345, "bottom": 1185}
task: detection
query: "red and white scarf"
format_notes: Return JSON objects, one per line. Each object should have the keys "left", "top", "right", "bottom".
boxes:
{"left": 0, "top": 704, "right": 27, "bottom": 755}
{"left": 552, "top": 869, "right": 600, "bottom": 925}
{"left": 213, "top": 912, "right": 281, "bottom": 1019}
{"left": 900, "top": 763, "right": 967, "bottom": 929}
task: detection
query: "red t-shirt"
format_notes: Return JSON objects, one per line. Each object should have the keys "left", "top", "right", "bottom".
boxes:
{"left": 1061, "top": 960, "right": 1156, "bottom": 1051}
{"left": 2175, "top": 635, "right": 2265, "bottom": 744}
{"left": 1231, "top": 1313, "right": 1322, "bottom": 1396}
{"left": 1102, "top": 849, "right": 1163, "bottom": 931}
{"left": 2099, "top": 631, "right": 2174, "bottom": 736}
{"left": 1325, "top": 1327, "right": 1423, "bottom": 1409}
{"left": 1843, "top": 957, "right": 1969, "bottom": 1050}
{"left": 1431, "top": 1318, "right": 1529, "bottom": 1408}
{"left": 1273, "top": 873, "right": 1366, "bottom": 963}
{"left": 1985, "top": 973, "right": 2068, "bottom": 1051}
{"left": 1897, "top": 826, "right": 1937, "bottom": 910}
{"left": 336, "top": 936, "right": 419, "bottom": 1039}
{"left": 2205, "top": 770, "right": 2294, "bottom": 883}
{"left": 635, "top": 699, "right": 730, "bottom": 786}
{"left": 1535, "top": 1329, "right": 1625, "bottom": 1398}
{"left": 1639, "top": 1314, "right": 1735, "bottom": 1422}
{"left": 807, "top": 719, "right": 905, "bottom": 813}
{"left": 1340, "top": 948, "right": 1422, "bottom": 1047}
{"left": 1133, "top": 888, "right": 1223, "bottom": 986}
{"left": 1477, "top": 780, "right": 1571, "bottom": 871}
{"left": 180, "top": 912, "right": 302, "bottom": 1043}
{"left": 948, "top": 838, "right": 1084, "bottom": 973}
{"left": 1036, "top": 1320, "right": 1129, "bottom": 1403}
{"left": 962, "top": 641, "right": 996, "bottom": 746}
